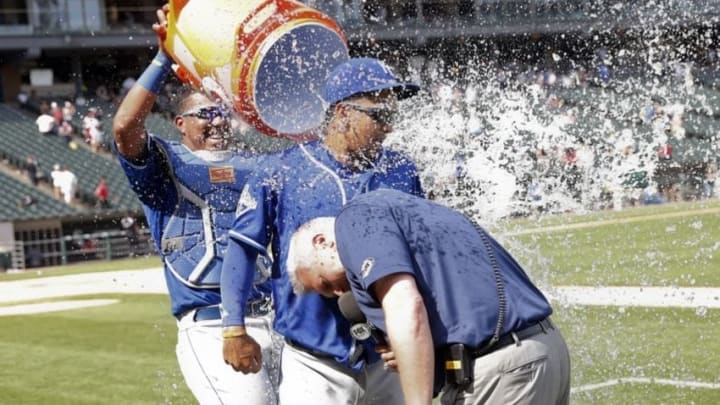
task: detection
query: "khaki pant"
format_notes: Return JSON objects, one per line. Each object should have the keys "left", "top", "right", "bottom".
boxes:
{"left": 441, "top": 325, "right": 571, "bottom": 405}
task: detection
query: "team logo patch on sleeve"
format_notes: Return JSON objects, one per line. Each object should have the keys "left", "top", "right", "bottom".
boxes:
{"left": 360, "top": 257, "right": 375, "bottom": 278}
{"left": 236, "top": 185, "right": 258, "bottom": 216}
{"left": 209, "top": 166, "right": 235, "bottom": 183}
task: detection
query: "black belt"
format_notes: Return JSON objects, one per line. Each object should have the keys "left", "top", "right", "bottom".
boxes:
{"left": 472, "top": 318, "right": 554, "bottom": 358}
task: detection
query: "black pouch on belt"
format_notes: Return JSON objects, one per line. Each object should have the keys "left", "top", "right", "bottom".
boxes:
{"left": 444, "top": 343, "right": 473, "bottom": 386}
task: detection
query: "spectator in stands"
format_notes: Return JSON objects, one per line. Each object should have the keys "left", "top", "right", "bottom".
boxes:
{"left": 24, "top": 156, "right": 39, "bottom": 186}
{"left": 361, "top": 0, "right": 388, "bottom": 23}
{"left": 58, "top": 120, "right": 73, "bottom": 145}
{"left": 704, "top": 161, "right": 717, "bottom": 199}
{"left": 17, "top": 91, "right": 31, "bottom": 113}
{"left": 17, "top": 90, "right": 28, "bottom": 105}
{"left": 658, "top": 143, "right": 672, "bottom": 160}
{"left": 95, "top": 85, "right": 113, "bottom": 103}
{"left": 94, "top": 176, "right": 109, "bottom": 208}
{"left": 74, "top": 93, "right": 87, "bottom": 107}
{"left": 656, "top": 143, "right": 680, "bottom": 203}
{"left": 561, "top": 146, "right": 581, "bottom": 202}
{"left": 618, "top": 142, "right": 647, "bottom": 208}
{"left": 669, "top": 109, "right": 686, "bottom": 140}
{"left": 50, "top": 164, "right": 63, "bottom": 199}
{"left": 121, "top": 76, "right": 136, "bottom": 98}
{"left": 50, "top": 101, "right": 63, "bottom": 125}
{"left": 29, "top": 90, "right": 39, "bottom": 106}
{"left": 61, "top": 100, "right": 76, "bottom": 124}
{"left": 641, "top": 98, "right": 663, "bottom": 124}
{"left": 82, "top": 108, "right": 105, "bottom": 152}
{"left": 121, "top": 215, "right": 141, "bottom": 251}
{"left": 56, "top": 165, "right": 78, "bottom": 204}
{"left": 35, "top": 107, "right": 56, "bottom": 136}
{"left": 17, "top": 194, "right": 36, "bottom": 208}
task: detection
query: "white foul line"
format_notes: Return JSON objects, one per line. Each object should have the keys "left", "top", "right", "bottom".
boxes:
{"left": 504, "top": 206, "right": 720, "bottom": 236}
{"left": 0, "top": 268, "right": 166, "bottom": 304}
{"left": 2, "top": 270, "right": 720, "bottom": 309}
{"left": 0, "top": 299, "right": 119, "bottom": 316}
{"left": 572, "top": 377, "right": 720, "bottom": 393}
{"left": 547, "top": 286, "right": 720, "bottom": 309}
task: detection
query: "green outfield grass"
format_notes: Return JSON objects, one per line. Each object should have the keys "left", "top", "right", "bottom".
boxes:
{"left": 1, "top": 297, "right": 716, "bottom": 404}
{"left": 0, "top": 294, "right": 194, "bottom": 404}
{"left": 1, "top": 202, "right": 718, "bottom": 404}
{"left": 505, "top": 203, "right": 720, "bottom": 287}
{"left": 555, "top": 306, "right": 719, "bottom": 404}
{"left": 498, "top": 199, "right": 720, "bottom": 232}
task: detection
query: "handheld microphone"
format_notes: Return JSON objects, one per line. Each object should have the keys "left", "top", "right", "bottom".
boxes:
{"left": 338, "top": 292, "right": 387, "bottom": 346}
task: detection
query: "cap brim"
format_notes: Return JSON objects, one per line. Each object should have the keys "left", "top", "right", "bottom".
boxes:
{"left": 349, "top": 82, "right": 420, "bottom": 102}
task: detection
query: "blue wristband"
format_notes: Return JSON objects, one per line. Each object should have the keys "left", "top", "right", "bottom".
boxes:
{"left": 137, "top": 51, "right": 173, "bottom": 94}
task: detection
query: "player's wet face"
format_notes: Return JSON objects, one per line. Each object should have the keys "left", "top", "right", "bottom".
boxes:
{"left": 341, "top": 91, "right": 399, "bottom": 151}
{"left": 176, "top": 93, "right": 231, "bottom": 151}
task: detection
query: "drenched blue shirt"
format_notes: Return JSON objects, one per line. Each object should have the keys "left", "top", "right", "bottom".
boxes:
{"left": 221, "top": 140, "right": 423, "bottom": 369}
{"left": 117, "top": 134, "right": 270, "bottom": 317}
{"left": 334, "top": 189, "right": 552, "bottom": 383}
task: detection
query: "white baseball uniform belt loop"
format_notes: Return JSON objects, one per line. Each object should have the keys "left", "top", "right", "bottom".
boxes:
{"left": 510, "top": 331, "right": 520, "bottom": 346}
{"left": 539, "top": 317, "right": 554, "bottom": 333}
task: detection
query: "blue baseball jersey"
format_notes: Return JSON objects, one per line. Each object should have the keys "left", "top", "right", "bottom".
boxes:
{"left": 334, "top": 189, "right": 552, "bottom": 383}
{"left": 223, "top": 140, "right": 423, "bottom": 368}
{"left": 117, "top": 134, "right": 271, "bottom": 317}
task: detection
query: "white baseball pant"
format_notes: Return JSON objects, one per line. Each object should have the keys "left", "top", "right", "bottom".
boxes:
{"left": 278, "top": 342, "right": 405, "bottom": 405}
{"left": 176, "top": 311, "right": 281, "bottom": 405}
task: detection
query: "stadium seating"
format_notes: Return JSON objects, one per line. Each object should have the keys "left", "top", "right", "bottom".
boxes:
{"left": 0, "top": 102, "right": 289, "bottom": 222}
{"left": 684, "top": 111, "right": 720, "bottom": 139}
{"left": 0, "top": 104, "right": 142, "bottom": 212}
{"left": 554, "top": 85, "right": 720, "bottom": 142}
{"left": 145, "top": 113, "right": 181, "bottom": 141}
{"left": 0, "top": 170, "right": 79, "bottom": 221}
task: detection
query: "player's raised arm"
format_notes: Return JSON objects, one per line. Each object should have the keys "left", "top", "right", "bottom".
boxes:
{"left": 112, "top": 4, "right": 172, "bottom": 162}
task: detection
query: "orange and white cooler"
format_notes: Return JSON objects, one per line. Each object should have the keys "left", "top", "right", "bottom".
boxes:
{"left": 162, "top": 0, "right": 349, "bottom": 139}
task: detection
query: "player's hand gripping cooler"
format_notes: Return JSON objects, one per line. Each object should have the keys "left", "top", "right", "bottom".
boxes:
{"left": 162, "top": 0, "right": 350, "bottom": 139}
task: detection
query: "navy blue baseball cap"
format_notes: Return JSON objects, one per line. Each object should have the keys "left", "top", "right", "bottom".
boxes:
{"left": 322, "top": 57, "right": 420, "bottom": 105}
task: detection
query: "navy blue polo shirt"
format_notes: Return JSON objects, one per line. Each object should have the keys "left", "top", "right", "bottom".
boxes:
{"left": 335, "top": 189, "right": 552, "bottom": 349}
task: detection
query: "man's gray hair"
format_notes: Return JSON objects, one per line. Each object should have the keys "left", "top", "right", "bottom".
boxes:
{"left": 286, "top": 217, "right": 336, "bottom": 295}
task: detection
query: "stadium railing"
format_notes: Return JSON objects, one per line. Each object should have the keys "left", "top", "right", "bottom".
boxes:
{"left": 5, "top": 228, "right": 156, "bottom": 270}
